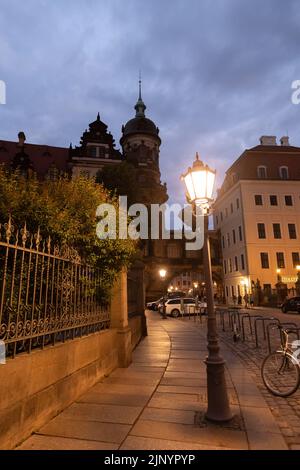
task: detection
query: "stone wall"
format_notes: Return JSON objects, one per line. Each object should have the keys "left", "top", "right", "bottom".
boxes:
{"left": 0, "top": 269, "right": 147, "bottom": 449}
{"left": 0, "top": 329, "right": 119, "bottom": 449}
{"left": 129, "top": 315, "right": 143, "bottom": 350}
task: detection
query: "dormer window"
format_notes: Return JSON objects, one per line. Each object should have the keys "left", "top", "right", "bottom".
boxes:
{"left": 99, "top": 146, "right": 106, "bottom": 158}
{"left": 279, "top": 166, "right": 289, "bottom": 180}
{"left": 88, "top": 146, "right": 97, "bottom": 157}
{"left": 257, "top": 166, "right": 267, "bottom": 179}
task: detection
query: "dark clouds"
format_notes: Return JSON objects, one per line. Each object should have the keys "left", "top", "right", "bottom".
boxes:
{"left": 1, "top": 0, "right": 300, "bottom": 203}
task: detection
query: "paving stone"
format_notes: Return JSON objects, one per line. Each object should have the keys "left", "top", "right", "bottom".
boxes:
{"left": 78, "top": 390, "right": 150, "bottom": 407}
{"left": 92, "top": 382, "right": 155, "bottom": 395}
{"left": 160, "top": 377, "right": 207, "bottom": 387}
{"left": 17, "top": 434, "right": 119, "bottom": 450}
{"left": 63, "top": 402, "right": 142, "bottom": 424}
{"left": 38, "top": 416, "right": 131, "bottom": 444}
{"left": 120, "top": 435, "right": 231, "bottom": 450}
{"left": 140, "top": 407, "right": 195, "bottom": 425}
{"left": 241, "top": 406, "right": 282, "bottom": 434}
{"left": 247, "top": 430, "right": 288, "bottom": 450}
{"left": 130, "top": 419, "right": 248, "bottom": 450}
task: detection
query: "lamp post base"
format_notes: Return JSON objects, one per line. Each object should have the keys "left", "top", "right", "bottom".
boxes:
{"left": 205, "top": 357, "right": 233, "bottom": 422}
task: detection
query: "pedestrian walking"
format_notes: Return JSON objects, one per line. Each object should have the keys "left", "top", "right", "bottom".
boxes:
{"left": 180, "top": 297, "right": 185, "bottom": 317}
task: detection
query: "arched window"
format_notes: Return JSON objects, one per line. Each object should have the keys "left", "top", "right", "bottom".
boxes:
{"left": 279, "top": 166, "right": 289, "bottom": 180}
{"left": 257, "top": 166, "right": 267, "bottom": 179}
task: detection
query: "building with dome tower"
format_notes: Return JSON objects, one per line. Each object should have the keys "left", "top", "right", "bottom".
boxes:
{"left": 120, "top": 78, "right": 168, "bottom": 206}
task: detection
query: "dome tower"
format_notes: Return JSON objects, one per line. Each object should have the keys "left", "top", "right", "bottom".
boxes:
{"left": 120, "top": 79, "right": 168, "bottom": 205}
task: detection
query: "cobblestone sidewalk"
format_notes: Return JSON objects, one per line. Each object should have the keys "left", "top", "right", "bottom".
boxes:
{"left": 18, "top": 311, "right": 287, "bottom": 450}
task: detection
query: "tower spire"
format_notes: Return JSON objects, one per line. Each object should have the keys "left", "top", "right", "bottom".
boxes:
{"left": 135, "top": 71, "right": 146, "bottom": 118}
{"left": 139, "top": 70, "right": 142, "bottom": 100}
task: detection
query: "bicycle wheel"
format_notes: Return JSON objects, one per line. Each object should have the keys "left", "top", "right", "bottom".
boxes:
{"left": 261, "top": 351, "right": 300, "bottom": 397}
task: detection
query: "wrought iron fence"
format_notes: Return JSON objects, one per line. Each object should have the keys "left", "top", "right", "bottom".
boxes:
{"left": 0, "top": 218, "right": 110, "bottom": 358}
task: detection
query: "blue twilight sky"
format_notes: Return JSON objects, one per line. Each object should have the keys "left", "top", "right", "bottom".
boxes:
{"left": 0, "top": 0, "right": 300, "bottom": 205}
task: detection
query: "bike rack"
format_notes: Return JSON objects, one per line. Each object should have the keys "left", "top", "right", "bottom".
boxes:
{"left": 216, "top": 309, "right": 229, "bottom": 331}
{"left": 254, "top": 317, "right": 280, "bottom": 348}
{"left": 241, "top": 314, "right": 262, "bottom": 342}
{"left": 228, "top": 308, "right": 245, "bottom": 331}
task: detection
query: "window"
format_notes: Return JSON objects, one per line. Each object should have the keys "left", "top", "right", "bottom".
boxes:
{"left": 225, "top": 208, "right": 228, "bottom": 217}
{"left": 270, "top": 195, "right": 278, "bottom": 206}
{"left": 273, "top": 223, "right": 281, "bottom": 239}
{"left": 231, "top": 286, "right": 235, "bottom": 297}
{"left": 288, "top": 223, "right": 297, "bottom": 239}
{"left": 230, "top": 203, "right": 233, "bottom": 214}
{"left": 88, "top": 146, "right": 97, "bottom": 157}
{"left": 285, "top": 195, "right": 293, "bottom": 206}
{"left": 257, "top": 166, "right": 267, "bottom": 179}
{"left": 222, "top": 236, "right": 225, "bottom": 249}
{"left": 226, "top": 286, "right": 229, "bottom": 297}
{"left": 238, "top": 226, "right": 243, "bottom": 241}
{"left": 261, "top": 253, "right": 269, "bottom": 269}
{"left": 232, "top": 229, "right": 236, "bottom": 244}
{"left": 255, "top": 195, "right": 263, "bottom": 205}
{"left": 236, "top": 198, "right": 240, "bottom": 210}
{"left": 241, "top": 254, "right": 245, "bottom": 270}
{"left": 276, "top": 252, "right": 285, "bottom": 269}
{"left": 224, "top": 260, "right": 227, "bottom": 274}
{"left": 263, "top": 284, "right": 272, "bottom": 294}
{"left": 216, "top": 215, "right": 219, "bottom": 225}
{"left": 183, "top": 280, "right": 187, "bottom": 286}
{"left": 257, "top": 223, "right": 266, "bottom": 239}
{"left": 292, "top": 252, "right": 300, "bottom": 268}
{"left": 98, "top": 146, "right": 106, "bottom": 158}
{"left": 235, "top": 256, "right": 238, "bottom": 271}
{"left": 220, "top": 212, "right": 223, "bottom": 222}
{"left": 227, "top": 233, "right": 230, "bottom": 247}
{"left": 229, "top": 258, "right": 232, "bottom": 273}
{"left": 279, "top": 166, "right": 289, "bottom": 180}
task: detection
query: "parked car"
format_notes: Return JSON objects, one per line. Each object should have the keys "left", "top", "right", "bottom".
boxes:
{"left": 281, "top": 297, "right": 300, "bottom": 313}
{"left": 158, "top": 297, "right": 207, "bottom": 317}
{"left": 146, "top": 298, "right": 163, "bottom": 311}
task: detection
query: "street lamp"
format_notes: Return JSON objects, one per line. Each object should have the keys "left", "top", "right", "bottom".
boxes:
{"left": 296, "top": 266, "right": 300, "bottom": 295}
{"left": 181, "top": 152, "right": 232, "bottom": 422}
{"left": 159, "top": 269, "right": 167, "bottom": 280}
{"left": 276, "top": 268, "right": 282, "bottom": 283}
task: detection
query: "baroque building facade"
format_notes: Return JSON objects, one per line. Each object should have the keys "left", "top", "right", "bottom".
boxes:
{"left": 214, "top": 135, "right": 300, "bottom": 305}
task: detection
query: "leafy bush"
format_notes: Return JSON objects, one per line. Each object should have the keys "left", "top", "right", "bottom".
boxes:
{"left": 0, "top": 167, "right": 137, "bottom": 296}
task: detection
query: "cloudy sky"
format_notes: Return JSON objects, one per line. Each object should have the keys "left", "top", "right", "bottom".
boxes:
{"left": 1, "top": 0, "right": 300, "bottom": 204}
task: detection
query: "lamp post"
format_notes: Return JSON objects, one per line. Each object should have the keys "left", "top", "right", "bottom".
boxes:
{"left": 193, "top": 282, "right": 198, "bottom": 297}
{"left": 276, "top": 268, "right": 282, "bottom": 283}
{"left": 296, "top": 265, "right": 300, "bottom": 296}
{"left": 181, "top": 153, "right": 232, "bottom": 422}
{"left": 159, "top": 269, "right": 167, "bottom": 318}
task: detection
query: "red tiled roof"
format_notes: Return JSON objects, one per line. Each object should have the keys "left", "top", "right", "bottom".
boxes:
{"left": 0, "top": 139, "right": 70, "bottom": 178}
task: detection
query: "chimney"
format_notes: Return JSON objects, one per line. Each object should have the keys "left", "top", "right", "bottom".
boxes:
{"left": 280, "top": 136, "right": 290, "bottom": 146}
{"left": 259, "top": 136, "right": 277, "bottom": 146}
{"left": 18, "top": 131, "right": 26, "bottom": 147}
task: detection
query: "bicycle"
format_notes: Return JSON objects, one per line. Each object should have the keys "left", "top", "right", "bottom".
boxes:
{"left": 261, "top": 325, "right": 300, "bottom": 397}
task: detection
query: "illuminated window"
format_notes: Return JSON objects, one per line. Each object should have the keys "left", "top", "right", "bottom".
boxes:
{"left": 276, "top": 252, "right": 285, "bottom": 269}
